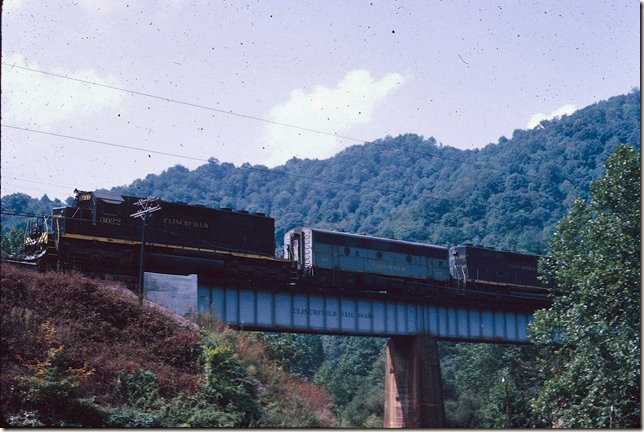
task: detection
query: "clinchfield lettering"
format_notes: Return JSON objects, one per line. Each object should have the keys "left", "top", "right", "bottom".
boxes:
{"left": 293, "top": 307, "right": 373, "bottom": 319}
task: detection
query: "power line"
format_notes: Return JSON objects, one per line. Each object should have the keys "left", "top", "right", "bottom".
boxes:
{"left": 3, "top": 176, "right": 74, "bottom": 190}
{"left": 3, "top": 62, "right": 572, "bottom": 185}
{"left": 1, "top": 124, "right": 408, "bottom": 196}
{"left": 1, "top": 211, "right": 48, "bottom": 218}
{"left": 2, "top": 62, "right": 364, "bottom": 144}
{"left": 1, "top": 181, "right": 69, "bottom": 197}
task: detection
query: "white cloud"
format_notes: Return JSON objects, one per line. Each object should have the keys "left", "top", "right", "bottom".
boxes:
{"left": 1, "top": 54, "right": 124, "bottom": 128}
{"left": 527, "top": 104, "right": 576, "bottom": 129}
{"left": 259, "top": 69, "right": 407, "bottom": 167}
{"left": 2, "top": 0, "right": 25, "bottom": 14}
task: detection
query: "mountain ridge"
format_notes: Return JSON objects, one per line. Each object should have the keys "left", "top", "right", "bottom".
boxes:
{"left": 2, "top": 89, "right": 640, "bottom": 256}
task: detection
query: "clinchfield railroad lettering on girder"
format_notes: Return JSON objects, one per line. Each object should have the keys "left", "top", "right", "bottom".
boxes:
{"left": 293, "top": 307, "right": 373, "bottom": 319}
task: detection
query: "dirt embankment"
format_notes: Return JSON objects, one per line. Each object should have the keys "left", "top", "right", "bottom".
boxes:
{"left": 1, "top": 263, "right": 203, "bottom": 406}
{"left": 1, "top": 263, "right": 336, "bottom": 427}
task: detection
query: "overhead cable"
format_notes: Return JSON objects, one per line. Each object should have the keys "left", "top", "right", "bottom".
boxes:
{"left": 2, "top": 62, "right": 364, "bottom": 144}
{"left": 3, "top": 176, "right": 75, "bottom": 190}
{"left": 1, "top": 124, "right": 407, "bottom": 196}
{"left": 3, "top": 62, "right": 572, "bottom": 184}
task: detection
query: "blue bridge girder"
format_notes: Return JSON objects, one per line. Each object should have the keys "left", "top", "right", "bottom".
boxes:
{"left": 144, "top": 272, "right": 545, "bottom": 344}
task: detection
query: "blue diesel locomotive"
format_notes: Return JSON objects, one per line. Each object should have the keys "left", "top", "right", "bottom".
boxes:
{"left": 284, "top": 227, "right": 450, "bottom": 295}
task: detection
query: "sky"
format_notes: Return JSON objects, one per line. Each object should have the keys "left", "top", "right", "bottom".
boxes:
{"left": 1, "top": 0, "right": 639, "bottom": 201}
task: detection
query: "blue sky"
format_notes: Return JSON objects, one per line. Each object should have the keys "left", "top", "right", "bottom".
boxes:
{"left": 1, "top": 0, "right": 639, "bottom": 200}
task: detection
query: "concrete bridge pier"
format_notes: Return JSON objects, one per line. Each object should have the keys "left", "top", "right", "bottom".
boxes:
{"left": 384, "top": 335, "right": 446, "bottom": 428}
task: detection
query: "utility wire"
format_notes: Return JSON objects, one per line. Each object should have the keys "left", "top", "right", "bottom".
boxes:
{"left": 3, "top": 176, "right": 74, "bottom": 190}
{"left": 2, "top": 181, "right": 69, "bottom": 197}
{"left": 2, "top": 62, "right": 363, "bottom": 144}
{"left": 3, "top": 62, "right": 572, "bottom": 185}
{"left": 1, "top": 125, "right": 407, "bottom": 196}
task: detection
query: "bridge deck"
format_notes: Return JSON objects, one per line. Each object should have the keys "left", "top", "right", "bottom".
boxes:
{"left": 144, "top": 272, "right": 543, "bottom": 343}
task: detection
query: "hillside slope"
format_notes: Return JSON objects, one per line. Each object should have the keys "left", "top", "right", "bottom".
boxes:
{"left": 1, "top": 90, "right": 639, "bottom": 256}
{"left": 0, "top": 264, "right": 334, "bottom": 427}
{"left": 108, "top": 89, "right": 639, "bottom": 254}
{"left": 0, "top": 90, "right": 639, "bottom": 427}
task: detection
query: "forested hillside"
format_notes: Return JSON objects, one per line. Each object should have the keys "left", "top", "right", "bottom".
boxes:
{"left": 1, "top": 90, "right": 640, "bottom": 427}
{"left": 3, "top": 90, "right": 638, "bottom": 255}
{"left": 104, "top": 89, "right": 639, "bottom": 255}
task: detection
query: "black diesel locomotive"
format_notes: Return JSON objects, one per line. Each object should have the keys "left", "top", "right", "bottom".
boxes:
{"left": 22, "top": 190, "right": 549, "bottom": 304}
{"left": 449, "top": 244, "right": 547, "bottom": 301}
{"left": 25, "top": 190, "right": 287, "bottom": 282}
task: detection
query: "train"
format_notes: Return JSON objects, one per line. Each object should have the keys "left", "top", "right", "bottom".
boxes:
{"left": 21, "top": 190, "right": 550, "bottom": 306}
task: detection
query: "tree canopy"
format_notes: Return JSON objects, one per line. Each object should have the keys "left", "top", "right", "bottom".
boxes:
{"left": 0, "top": 89, "right": 640, "bottom": 428}
{"left": 529, "top": 144, "right": 641, "bottom": 428}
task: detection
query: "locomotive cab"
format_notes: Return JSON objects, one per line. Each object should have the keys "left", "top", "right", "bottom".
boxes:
{"left": 284, "top": 228, "right": 311, "bottom": 279}
{"left": 23, "top": 216, "right": 50, "bottom": 261}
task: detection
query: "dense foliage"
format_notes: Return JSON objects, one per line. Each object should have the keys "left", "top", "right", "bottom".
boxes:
{"left": 0, "top": 265, "right": 335, "bottom": 427}
{"left": 1, "top": 227, "right": 24, "bottom": 259}
{"left": 440, "top": 342, "right": 552, "bottom": 428}
{"left": 256, "top": 334, "right": 386, "bottom": 427}
{"left": 0, "top": 90, "right": 639, "bottom": 427}
{"left": 99, "top": 89, "right": 637, "bottom": 255}
{"left": 1, "top": 194, "right": 67, "bottom": 259}
{"left": 529, "top": 144, "right": 640, "bottom": 427}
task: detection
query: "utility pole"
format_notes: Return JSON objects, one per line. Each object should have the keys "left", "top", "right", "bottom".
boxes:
{"left": 130, "top": 197, "right": 161, "bottom": 304}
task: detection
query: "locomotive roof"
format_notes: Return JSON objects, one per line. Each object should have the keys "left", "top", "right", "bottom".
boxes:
{"left": 82, "top": 190, "right": 270, "bottom": 218}
{"left": 450, "top": 243, "right": 543, "bottom": 259}
{"left": 292, "top": 227, "right": 447, "bottom": 251}
{"left": 93, "top": 191, "right": 125, "bottom": 204}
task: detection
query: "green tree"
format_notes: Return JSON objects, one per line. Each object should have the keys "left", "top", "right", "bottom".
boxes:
{"left": 1, "top": 227, "right": 25, "bottom": 259}
{"left": 313, "top": 336, "right": 384, "bottom": 424}
{"left": 259, "top": 333, "right": 325, "bottom": 380}
{"left": 199, "top": 341, "right": 261, "bottom": 426}
{"left": 439, "top": 343, "right": 545, "bottom": 428}
{"left": 529, "top": 144, "right": 640, "bottom": 428}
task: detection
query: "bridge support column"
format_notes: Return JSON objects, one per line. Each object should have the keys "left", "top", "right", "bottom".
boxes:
{"left": 384, "top": 335, "right": 445, "bottom": 428}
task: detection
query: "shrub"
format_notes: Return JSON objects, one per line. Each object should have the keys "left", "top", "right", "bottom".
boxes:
{"left": 201, "top": 340, "right": 262, "bottom": 426}
{"left": 101, "top": 405, "right": 164, "bottom": 427}
{"left": 114, "top": 369, "right": 163, "bottom": 411}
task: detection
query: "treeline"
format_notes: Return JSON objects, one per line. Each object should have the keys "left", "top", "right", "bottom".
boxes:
{"left": 0, "top": 89, "right": 640, "bottom": 427}
{"left": 105, "top": 89, "right": 640, "bottom": 255}
{"left": 2, "top": 90, "right": 639, "bottom": 255}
